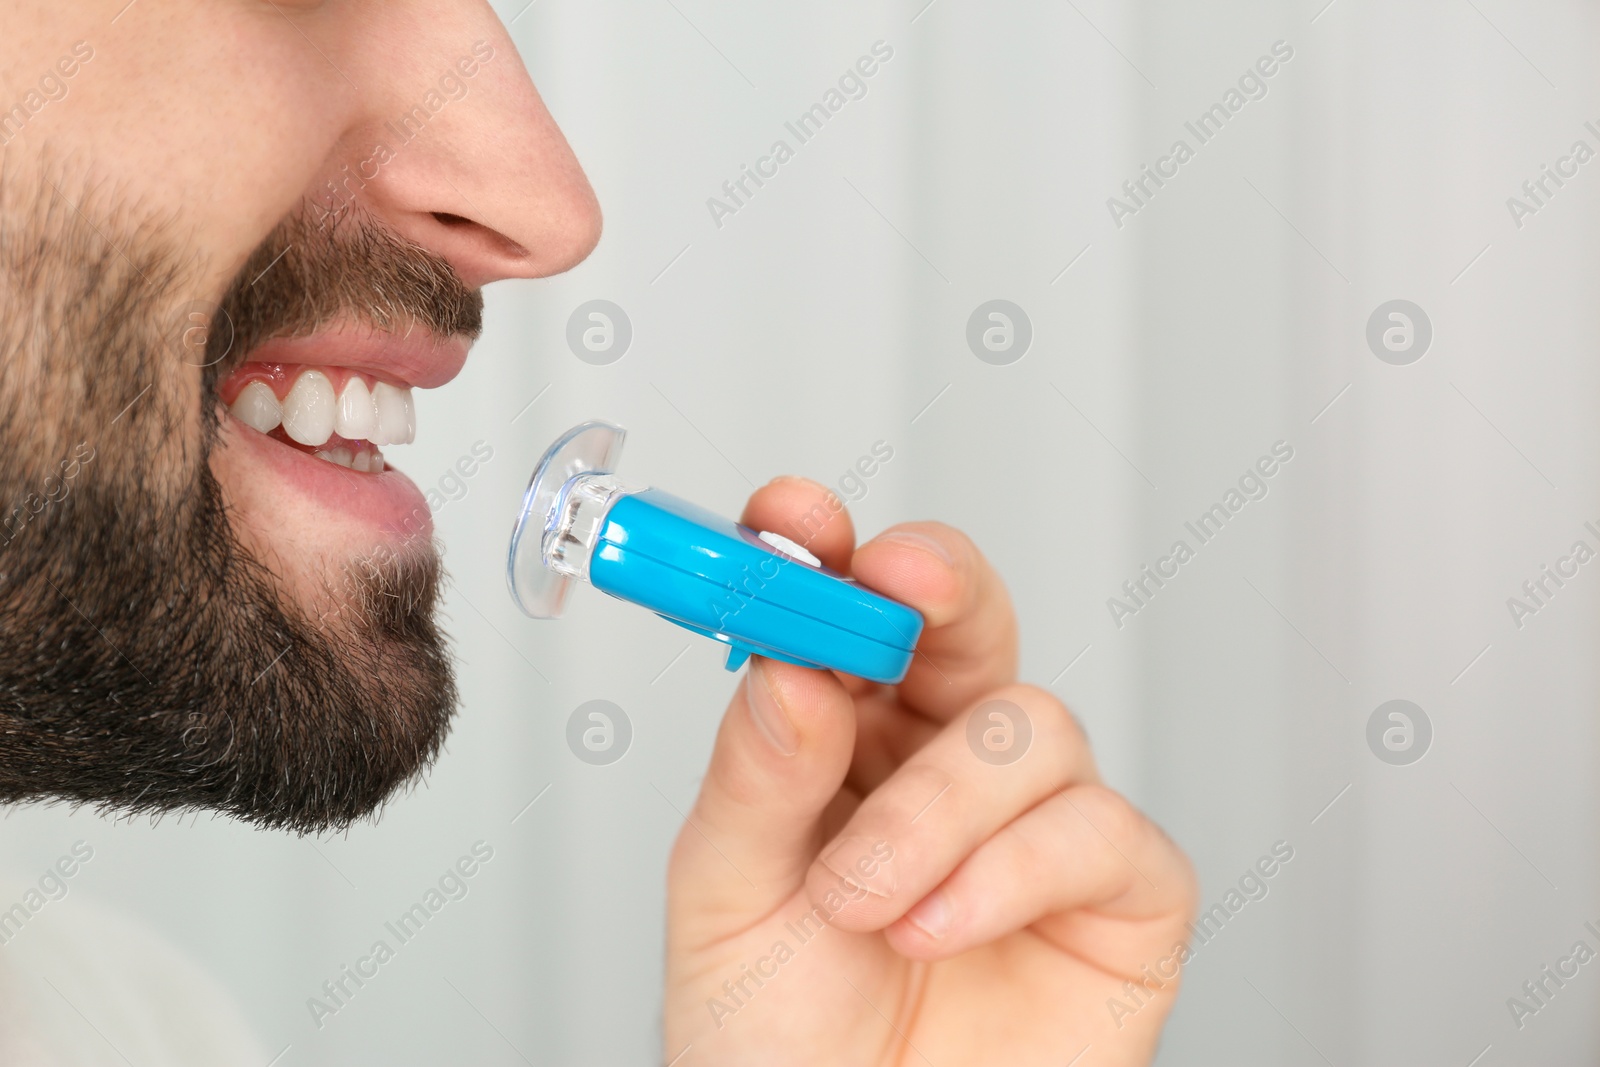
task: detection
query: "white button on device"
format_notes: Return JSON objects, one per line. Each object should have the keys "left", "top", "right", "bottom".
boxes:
{"left": 757, "top": 530, "right": 822, "bottom": 567}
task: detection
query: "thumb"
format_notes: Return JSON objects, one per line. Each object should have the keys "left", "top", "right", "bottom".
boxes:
{"left": 667, "top": 655, "right": 856, "bottom": 945}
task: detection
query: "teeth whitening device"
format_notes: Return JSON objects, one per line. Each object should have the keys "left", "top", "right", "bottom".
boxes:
{"left": 507, "top": 420, "right": 924, "bottom": 683}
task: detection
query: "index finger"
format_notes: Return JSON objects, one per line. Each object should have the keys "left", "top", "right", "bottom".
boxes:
{"left": 850, "top": 522, "right": 1018, "bottom": 721}
{"left": 738, "top": 475, "right": 856, "bottom": 573}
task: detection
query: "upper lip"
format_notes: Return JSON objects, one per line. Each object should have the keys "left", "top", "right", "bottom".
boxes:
{"left": 233, "top": 321, "right": 473, "bottom": 390}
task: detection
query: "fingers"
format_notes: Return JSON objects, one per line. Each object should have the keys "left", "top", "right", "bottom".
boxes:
{"left": 850, "top": 522, "right": 1019, "bottom": 721}
{"left": 738, "top": 476, "right": 856, "bottom": 572}
{"left": 667, "top": 655, "right": 856, "bottom": 947}
{"left": 740, "top": 481, "right": 1021, "bottom": 724}
{"left": 884, "top": 784, "right": 1198, "bottom": 974}
{"left": 668, "top": 474, "right": 865, "bottom": 945}
{"left": 802, "top": 684, "right": 1096, "bottom": 933}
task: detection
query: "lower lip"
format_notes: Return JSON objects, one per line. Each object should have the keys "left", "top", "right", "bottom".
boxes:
{"left": 223, "top": 414, "right": 434, "bottom": 542}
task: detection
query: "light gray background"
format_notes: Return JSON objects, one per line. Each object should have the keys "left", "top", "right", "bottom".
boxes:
{"left": 3, "top": 0, "right": 1598, "bottom": 1063}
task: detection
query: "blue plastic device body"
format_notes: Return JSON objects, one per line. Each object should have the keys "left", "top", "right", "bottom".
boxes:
{"left": 587, "top": 489, "right": 923, "bottom": 683}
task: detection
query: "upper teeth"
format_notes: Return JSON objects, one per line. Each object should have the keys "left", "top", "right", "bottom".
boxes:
{"left": 232, "top": 380, "right": 282, "bottom": 434}
{"left": 229, "top": 371, "right": 414, "bottom": 447}
{"left": 337, "top": 378, "right": 378, "bottom": 440}
{"left": 370, "top": 381, "right": 414, "bottom": 445}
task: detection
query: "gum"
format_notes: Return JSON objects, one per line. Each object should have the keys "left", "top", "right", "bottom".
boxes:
{"left": 220, "top": 362, "right": 396, "bottom": 406}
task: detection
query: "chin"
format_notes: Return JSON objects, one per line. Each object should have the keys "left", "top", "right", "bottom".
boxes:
{"left": 0, "top": 198, "right": 479, "bottom": 833}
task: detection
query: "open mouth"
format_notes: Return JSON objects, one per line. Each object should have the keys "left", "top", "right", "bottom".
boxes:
{"left": 208, "top": 325, "right": 473, "bottom": 538}
{"left": 222, "top": 364, "right": 414, "bottom": 473}
{"left": 214, "top": 321, "right": 471, "bottom": 472}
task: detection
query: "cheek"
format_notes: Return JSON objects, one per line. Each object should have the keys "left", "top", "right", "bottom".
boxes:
{"left": 49, "top": 7, "right": 346, "bottom": 301}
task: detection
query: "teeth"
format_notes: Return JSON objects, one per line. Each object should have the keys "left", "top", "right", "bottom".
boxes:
{"left": 313, "top": 446, "right": 356, "bottom": 469}
{"left": 229, "top": 368, "right": 412, "bottom": 452}
{"left": 335, "top": 378, "right": 379, "bottom": 441}
{"left": 371, "top": 381, "right": 414, "bottom": 445}
{"left": 282, "top": 370, "right": 337, "bottom": 446}
{"left": 230, "top": 380, "right": 282, "bottom": 434}
{"left": 310, "top": 446, "right": 384, "bottom": 473}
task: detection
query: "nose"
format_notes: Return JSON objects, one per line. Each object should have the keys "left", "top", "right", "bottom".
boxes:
{"left": 315, "top": 0, "right": 602, "bottom": 288}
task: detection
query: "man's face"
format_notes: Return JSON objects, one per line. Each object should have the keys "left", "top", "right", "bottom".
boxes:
{"left": 0, "top": 1, "right": 600, "bottom": 831}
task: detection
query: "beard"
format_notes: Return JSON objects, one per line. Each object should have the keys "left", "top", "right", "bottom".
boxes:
{"left": 0, "top": 166, "right": 481, "bottom": 834}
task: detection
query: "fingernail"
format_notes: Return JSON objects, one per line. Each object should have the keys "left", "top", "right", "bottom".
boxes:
{"left": 905, "top": 889, "right": 951, "bottom": 940}
{"left": 768, "top": 474, "right": 828, "bottom": 494}
{"left": 745, "top": 657, "right": 798, "bottom": 756}
{"left": 820, "top": 835, "right": 897, "bottom": 897}
{"left": 876, "top": 531, "right": 955, "bottom": 567}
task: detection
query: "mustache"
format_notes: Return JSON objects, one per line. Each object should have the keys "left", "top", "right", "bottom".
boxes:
{"left": 204, "top": 207, "right": 483, "bottom": 393}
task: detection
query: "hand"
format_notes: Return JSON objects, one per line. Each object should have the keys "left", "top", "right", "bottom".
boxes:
{"left": 663, "top": 477, "right": 1197, "bottom": 1066}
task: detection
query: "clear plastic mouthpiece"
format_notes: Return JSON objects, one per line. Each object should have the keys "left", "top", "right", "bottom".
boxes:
{"left": 506, "top": 420, "right": 631, "bottom": 619}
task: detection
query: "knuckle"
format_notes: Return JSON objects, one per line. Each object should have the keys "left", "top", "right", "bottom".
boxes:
{"left": 1067, "top": 783, "right": 1144, "bottom": 847}
{"left": 877, "top": 762, "right": 956, "bottom": 824}
{"left": 984, "top": 682, "right": 1090, "bottom": 755}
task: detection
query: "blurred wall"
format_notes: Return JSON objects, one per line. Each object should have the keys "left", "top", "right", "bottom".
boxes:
{"left": 2, "top": 0, "right": 1598, "bottom": 1064}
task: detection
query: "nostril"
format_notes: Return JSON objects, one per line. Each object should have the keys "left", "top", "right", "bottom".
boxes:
{"left": 429, "top": 211, "right": 531, "bottom": 259}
